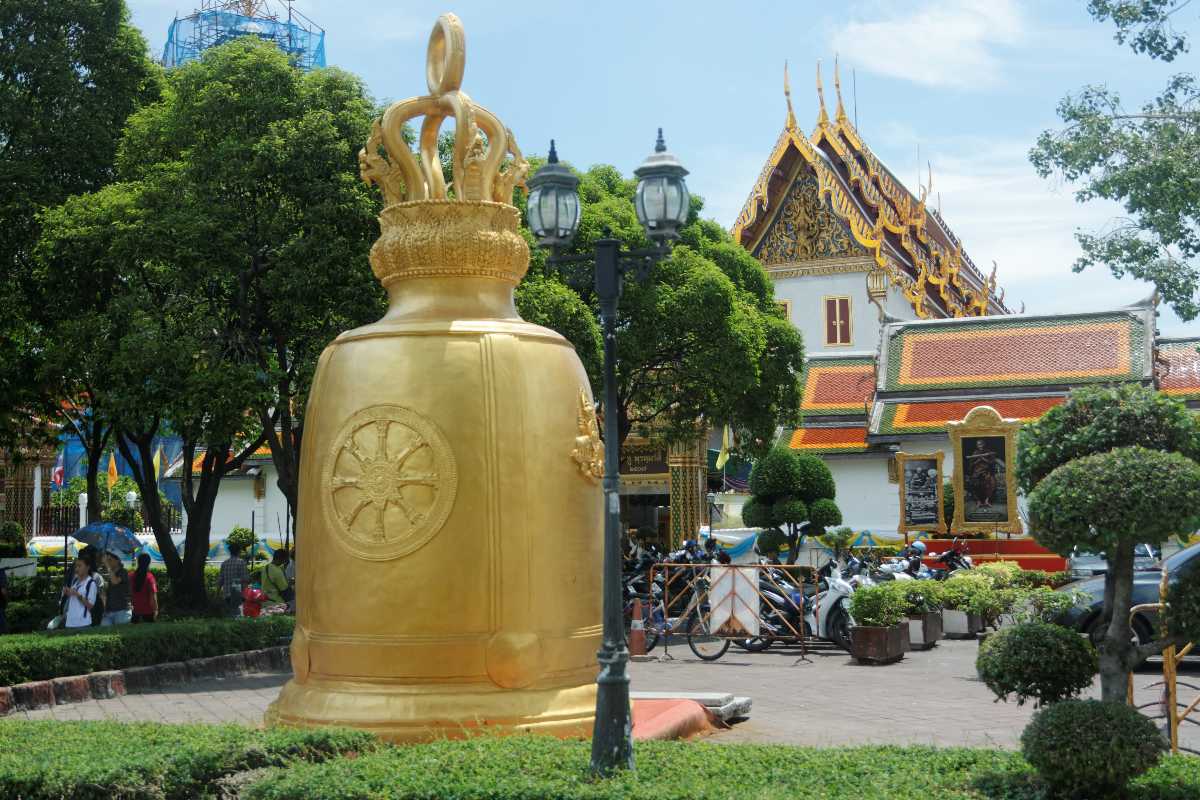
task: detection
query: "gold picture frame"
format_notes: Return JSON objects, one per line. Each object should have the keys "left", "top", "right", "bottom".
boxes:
{"left": 895, "top": 451, "right": 946, "bottom": 535}
{"left": 948, "top": 406, "right": 1022, "bottom": 536}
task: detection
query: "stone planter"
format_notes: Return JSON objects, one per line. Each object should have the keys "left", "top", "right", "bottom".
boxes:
{"left": 907, "top": 611, "right": 943, "bottom": 650}
{"left": 850, "top": 623, "right": 906, "bottom": 665}
{"left": 943, "top": 609, "right": 983, "bottom": 639}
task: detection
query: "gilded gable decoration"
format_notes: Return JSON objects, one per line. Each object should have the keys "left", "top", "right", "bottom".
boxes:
{"left": 732, "top": 60, "right": 1010, "bottom": 321}
{"left": 755, "top": 172, "right": 865, "bottom": 264}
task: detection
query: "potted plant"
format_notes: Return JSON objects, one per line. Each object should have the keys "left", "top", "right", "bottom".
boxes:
{"left": 847, "top": 583, "right": 907, "bottom": 664}
{"left": 897, "top": 581, "right": 943, "bottom": 650}
{"left": 940, "top": 573, "right": 992, "bottom": 638}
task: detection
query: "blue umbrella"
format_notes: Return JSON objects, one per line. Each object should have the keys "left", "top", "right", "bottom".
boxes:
{"left": 71, "top": 522, "right": 143, "bottom": 556}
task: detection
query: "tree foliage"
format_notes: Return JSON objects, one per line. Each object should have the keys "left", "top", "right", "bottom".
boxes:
{"left": 515, "top": 163, "right": 804, "bottom": 454}
{"left": 0, "top": 0, "right": 160, "bottom": 500}
{"left": 745, "top": 447, "right": 839, "bottom": 564}
{"left": 111, "top": 39, "right": 385, "bottom": 521}
{"left": 34, "top": 38, "right": 382, "bottom": 607}
{"left": 1028, "top": 446, "right": 1200, "bottom": 556}
{"left": 1016, "top": 384, "right": 1200, "bottom": 492}
{"left": 1031, "top": 1, "right": 1200, "bottom": 319}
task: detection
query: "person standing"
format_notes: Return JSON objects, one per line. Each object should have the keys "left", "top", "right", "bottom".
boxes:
{"left": 129, "top": 553, "right": 158, "bottom": 623}
{"left": 219, "top": 544, "right": 250, "bottom": 617}
{"left": 62, "top": 557, "right": 98, "bottom": 628}
{"left": 100, "top": 552, "right": 132, "bottom": 625}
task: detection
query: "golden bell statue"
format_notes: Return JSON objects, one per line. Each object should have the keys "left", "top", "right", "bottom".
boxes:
{"left": 265, "top": 13, "right": 602, "bottom": 742}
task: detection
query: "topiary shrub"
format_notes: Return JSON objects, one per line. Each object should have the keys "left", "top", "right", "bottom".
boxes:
{"left": 753, "top": 527, "right": 787, "bottom": 558}
{"left": 226, "top": 526, "right": 256, "bottom": 554}
{"left": 1021, "top": 699, "right": 1167, "bottom": 798}
{"left": 0, "top": 520, "right": 25, "bottom": 557}
{"left": 848, "top": 582, "right": 907, "bottom": 628}
{"left": 746, "top": 447, "right": 840, "bottom": 564}
{"left": 977, "top": 622, "right": 1097, "bottom": 707}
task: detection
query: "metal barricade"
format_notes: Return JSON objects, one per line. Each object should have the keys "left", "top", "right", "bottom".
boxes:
{"left": 632, "top": 562, "right": 814, "bottom": 662}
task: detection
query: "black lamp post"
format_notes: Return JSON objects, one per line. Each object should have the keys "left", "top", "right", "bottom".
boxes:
{"left": 527, "top": 130, "right": 689, "bottom": 776}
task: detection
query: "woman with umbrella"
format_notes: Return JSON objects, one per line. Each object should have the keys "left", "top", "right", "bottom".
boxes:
{"left": 101, "top": 551, "right": 132, "bottom": 625}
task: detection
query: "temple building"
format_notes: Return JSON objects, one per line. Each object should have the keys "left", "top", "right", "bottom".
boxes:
{"left": 729, "top": 63, "right": 1200, "bottom": 545}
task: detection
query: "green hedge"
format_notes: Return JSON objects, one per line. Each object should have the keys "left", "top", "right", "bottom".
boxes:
{"left": 0, "top": 721, "right": 374, "bottom": 800}
{"left": 0, "top": 725, "right": 1196, "bottom": 800}
{"left": 244, "top": 737, "right": 1199, "bottom": 800}
{"left": 0, "top": 616, "right": 293, "bottom": 685}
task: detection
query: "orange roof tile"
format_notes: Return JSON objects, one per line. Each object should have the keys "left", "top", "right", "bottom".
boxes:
{"left": 788, "top": 426, "right": 868, "bottom": 453}
{"left": 801, "top": 357, "right": 875, "bottom": 416}
{"left": 1158, "top": 339, "right": 1200, "bottom": 400}
{"left": 875, "top": 397, "right": 1065, "bottom": 435}
{"left": 882, "top": 312, "right": 1151, "bottom": 391}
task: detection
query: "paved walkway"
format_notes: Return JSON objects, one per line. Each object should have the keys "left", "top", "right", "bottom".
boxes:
{"left": 16, "top": 640, "right": 1199, "bottom": 751}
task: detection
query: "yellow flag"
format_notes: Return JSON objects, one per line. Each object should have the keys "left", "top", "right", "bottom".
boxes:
{"left": 152, "top": 446, "right": 163, "bottom": 480}
{"left": 106, "top": 452, "right": 118, "bottom": 491}
{"left": 714, "top": 425, "right": 732, "bottom": 470}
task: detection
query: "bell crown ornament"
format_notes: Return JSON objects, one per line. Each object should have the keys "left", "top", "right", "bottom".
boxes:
{"left": 358, "top": 13, "right": 531, "bottom": 288}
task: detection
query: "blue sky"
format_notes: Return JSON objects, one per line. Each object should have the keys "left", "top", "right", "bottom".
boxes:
{"left": 125, "top": 0, "right": 1198, "bottom": 334}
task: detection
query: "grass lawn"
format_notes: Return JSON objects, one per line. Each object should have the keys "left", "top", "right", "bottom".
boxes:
{"left": 1, "top": 720, "right": 1196, "bottom": 799}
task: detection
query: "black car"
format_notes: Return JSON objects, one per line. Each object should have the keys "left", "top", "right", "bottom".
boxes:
{"left": 1059, "top": 542, "right": 1200, "bottom": 647}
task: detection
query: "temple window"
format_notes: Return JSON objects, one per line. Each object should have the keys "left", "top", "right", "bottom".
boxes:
{"left": 824, "top": 296, "right": 852, "bottom": 345}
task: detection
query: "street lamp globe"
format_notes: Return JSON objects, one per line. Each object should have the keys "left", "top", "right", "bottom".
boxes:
{"left": 526, "top": 140, "right": 580, "bottom": 248}
{"left": 125, "top": 491, "right": 138, "bottom": 509}
{"left": 633, "top": 129, "right": 690, "bottom": 244}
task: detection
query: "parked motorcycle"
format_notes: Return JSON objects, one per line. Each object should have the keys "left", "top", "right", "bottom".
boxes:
{"left": 927, "top": 538, "right": 973, "bottom": 580}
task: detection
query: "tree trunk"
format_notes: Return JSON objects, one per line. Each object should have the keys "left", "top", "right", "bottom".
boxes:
{"left": 785, "top": 524, "right": 799, "bottom": 565}
{"left": 1099, "top": 538, "right": 1136, "bottom": 702}
{"left": 116, "top": 430, "right": 183, "bottom": 584}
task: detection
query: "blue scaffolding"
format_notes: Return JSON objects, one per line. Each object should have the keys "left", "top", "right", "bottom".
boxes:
{"left": 162, "top": 3, "right": 325, "bottom": 71}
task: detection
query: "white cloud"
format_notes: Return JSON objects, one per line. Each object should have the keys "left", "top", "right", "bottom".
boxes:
{"left": 917, "top": 136, "right": 1198, "bottom": 333}
{"left": 830, "top": 0, "right": 1025, "bottom": 89}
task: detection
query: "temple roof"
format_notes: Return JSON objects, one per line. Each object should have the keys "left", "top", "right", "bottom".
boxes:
{"left": 784, "top": 298, "right": 1164, "bottom": 452}
{"left": 788, "top": 426, "right": 869, "bottom": 453}
{"left": 800, "top": 354, "right": 876, "bottom": 417}
{"left": 871, "top": 396, "right": 1066, "bottom": 436}
{"left": 1157, "top": 337, "right": 1200, "bottom": 404}
{"left": 733, "top": 61, "right": 1009, "bottom": 320}
{"left": 877, "top": 305, "right": 1155, "bottom": 393}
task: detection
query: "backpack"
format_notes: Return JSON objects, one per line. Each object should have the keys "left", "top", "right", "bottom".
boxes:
{"left": 88, "top": 577, "right": 104, "bottom": 626}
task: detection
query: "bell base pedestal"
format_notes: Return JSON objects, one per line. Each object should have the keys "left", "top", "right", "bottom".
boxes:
{"left": 265, "top": 677, "right": 597, "bottom": 743}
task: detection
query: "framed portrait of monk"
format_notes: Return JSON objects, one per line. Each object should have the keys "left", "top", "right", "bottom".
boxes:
{"left": 948, "top": 406, "right": 1022, "bottom": 535}
{"left": 895, "top": 452, "right": 946, "bottom": 536}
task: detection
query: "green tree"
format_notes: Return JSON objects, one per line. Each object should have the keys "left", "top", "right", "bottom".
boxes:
{"left": 0, "top": 0, "right": 160, "bottom": 508}
{"left": 112, "top": 38, "right": 385, "bottom": 522}
{"left": 36, "top": 39, "right": 384, "bottom": 606}
{"left": 1019, "top": 385, "right": 1200, "bottom": 701}
{"left": 742, "top": 447, "right": 840, "bottom": 564}
{"left": 1031, "top": 1, "right": 1200, "bottom": 319}
{"left": 509, "top": 162, "right": 804, "bottom": 454}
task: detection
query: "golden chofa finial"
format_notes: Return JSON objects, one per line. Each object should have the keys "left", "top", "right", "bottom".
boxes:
{"left": 783, "top": 60, "right": 796, "bottom": 130}
{"left": 833, "top": 56, "right": 848, "bottom": 125}
{"left": 358, "top": 13, "right": 528, "bottom": 206}
{"left": 815, "top": 60, "right": 830, "bottom": 128}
